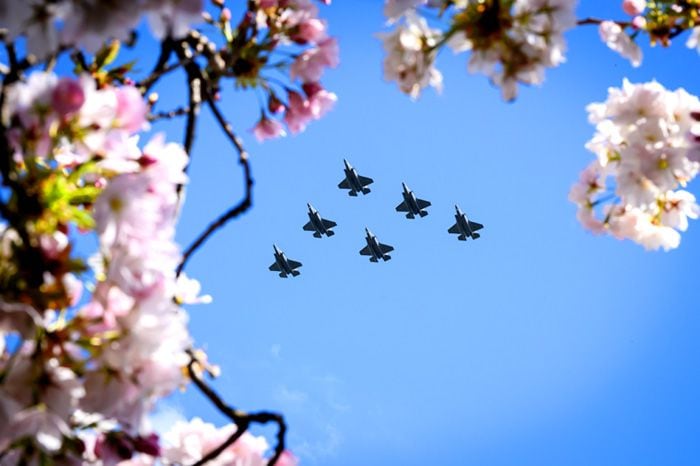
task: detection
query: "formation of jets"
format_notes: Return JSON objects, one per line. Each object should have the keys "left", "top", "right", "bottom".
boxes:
{"left": 269, "top": 160, "right": 483, "bottom": 277}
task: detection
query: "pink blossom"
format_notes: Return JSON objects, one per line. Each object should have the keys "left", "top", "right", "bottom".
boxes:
{"left": 284, "top": 91, "right": 314, "bottom": 134}
{"left": 290, "top": 37, "right": 339, "bottom": 83}
{"left": 293, "top": 18, "right": 326, "bottom": 44}
{"left": 116, "top": 86, "right": 149, "bottom": 133}
{"left": 622, "top": 0, "right": 646, "bottom": 16}
{"left": 252, "top": 117, "right": 287, "bottom": 141}
{"left": 304, "top": 82, "right": 337, "bottom": 118}
{"left": 52, "top": 78, "right": 85, "bottom": 117}
{"left": 631, "top": 15, "right": 646, "bottom": 30}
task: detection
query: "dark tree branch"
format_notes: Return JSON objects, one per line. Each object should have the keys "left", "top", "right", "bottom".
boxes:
{"left": 175, "top": 49, "right": 253, "bottom": 276}
{"left": 186, "top": 351, "right": 286, "bottom": 466}
{"left": 577, "top": 17, "right": 630, "bottom": 27}
{"left": 139, "top": 39, "right": 174, "bottom": 94}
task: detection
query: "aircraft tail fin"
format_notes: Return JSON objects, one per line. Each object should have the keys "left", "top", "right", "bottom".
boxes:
{"left": 326, "top": 230, "right": 335, "bottom": 237}
{"left": 370, "top": 257, "right": 378, "bottom": 263}
{"left": 349, "top": 191, "right": 358, "bottom": 197}
{"left": 406, "top": 213, "right": 415, "bottom": 219}
{"left": 458, "top": 235, "right": 467, "bottom": 241}
{"left": 291, "top": 270, "right": 301, "bottom": 277}
{"left": 279, "top": 272, "right": 288, "bottom": 278}
{"left": 313, "top": 232, "right": 322, "bottom": 238}
{"left": 472, "top": 233, "right": 480, "bottom": 239}
{"left": 419, "top": 210, "right": 428, "bottom": 218}
{"left": 362, "top": 188, "right": 371, "bottom": 195}
{"left": 383, "top": 255, "right": 392, "bottom": 261}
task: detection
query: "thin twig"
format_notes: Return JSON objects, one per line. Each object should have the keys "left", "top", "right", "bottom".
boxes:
{"left": 147, "top": 106, "right": 190, "bottom": 121}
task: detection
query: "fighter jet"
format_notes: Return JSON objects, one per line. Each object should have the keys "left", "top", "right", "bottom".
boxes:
{"left": 269, "top": 244, "right": 302, "bottom": 277}
{"left": 359, "top": 228, "right": 394, "bottom": 262}
{"left": 303, "top": 203, "right": 337, "bottom": 238}
{"left": 338, "top": 159, "right": 373, "bottom": 196}
{"left": 448, "top": 205, "right": 483, "bottom": 240}
{"left": 395, "top": 182, "right": 431, "bottom": 219}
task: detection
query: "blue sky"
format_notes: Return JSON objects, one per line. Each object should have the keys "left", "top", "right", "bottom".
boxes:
{"left": 148, "top": 2, "right": 700, "bottom": 465}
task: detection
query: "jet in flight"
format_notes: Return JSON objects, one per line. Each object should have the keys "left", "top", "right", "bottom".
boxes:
{"left": 395, "top": 182, "right": 431, "bottom": 219}
{"left": 269, "top": 244, "right": 302, "bottom": 277}
{"left": 338, "top": 159, "right": 373, "bottom": 196}
{"left": 303, "top": 203, "right": 337, "bottom": 238}
{"left": 448, "top": 205, "right": 483, "bottom": 240}
{"left": 359, "top": 228, "right": 394, "bottom": 262}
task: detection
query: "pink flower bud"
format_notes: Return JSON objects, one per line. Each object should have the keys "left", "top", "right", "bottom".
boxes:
{"left": 133, "top": 433, "right": 160, "bottom": 457}
{"left": 622, "top": 0, "right": 646, "bottom": 16}
{"left": 51, "top": 78, "right": 85, "bottom": 116}
{"left": 268, "top": 94, "right": 286, "bottom": 114}
{"left": 220, "top": 7, "right": 232, "bottom": 22}
{"left": 252, "top": 117, "right": 287, "bottom": 141}
{"left": 302, "top": 81, "right": 322, "bottom": 97}
{"left": 631, "top": 15, "right": 646, "bottom": 30}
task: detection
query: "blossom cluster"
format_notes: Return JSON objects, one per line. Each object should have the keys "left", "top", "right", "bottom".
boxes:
{"left": 245, "top": 0, "right": 339, "bottom": 141}
{"left": 380, "top": 0, "right": 577, "bottom": 100}
{"left": 569, "top": 79, "right": 700, "bottom": 251}
{"left": 598, "top": 0, "right": 700, "bottom": 67}
{"left": 0, "top": 0, "right": 204, "bottom": 58}
{"left": 0, "top": 70, "right": 200, "bottom": 462}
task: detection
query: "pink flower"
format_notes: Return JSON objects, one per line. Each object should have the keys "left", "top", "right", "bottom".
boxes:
{"left": 51, "top": 78, "right": 85, "bottom": 117}
{"left": 290, "top": 37, "right": 339, "bottom": 82}
{"left": 116, "top": 86, "right": 148, "bottom": 133}
{"left": 304, "top": 82, "right": 337, "bottom": 118}
{"left": 622, "top": 0, "right": 646, "bottom": 16}
{"left": 293, "top": 18, "right": 326, "bottom": 44}
{"left": 252, "top": 117, "right": 287, "bottom": 141}
{"left": 284, "top": 91, "right": 313, "bottom": 134}
{"left": 631, "top": 15, "right": 646, "bottom": 30}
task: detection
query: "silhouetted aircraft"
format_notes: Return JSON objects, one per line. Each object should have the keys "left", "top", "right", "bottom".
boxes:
{"left": 303, "top": 203, "right": 337, "bottom": 238}
{"left": 269, "top": 244, "right": 302, "bottom": 277}
{"left": 338, "top": 159, "right": 373, "bottom": 196}
{"left": 359, "top": 228, "right": 393, "bottom": 262}
{"left": 395, "top": 182, "right": 431, "bottom": 218}
{"left": 448, "top": 205, "right": 483, "bottom": 240}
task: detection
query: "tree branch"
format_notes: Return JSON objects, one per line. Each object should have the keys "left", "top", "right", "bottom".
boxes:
{"left": 176, "top": 90, "right": 253, "bottom": 277}
{"left": 186, "top": 351, "right": 286, "bottom": 466}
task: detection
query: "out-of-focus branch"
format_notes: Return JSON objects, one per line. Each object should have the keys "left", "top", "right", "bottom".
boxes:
{"left": 186, "top": 351, "right": 286, "bottom": 466}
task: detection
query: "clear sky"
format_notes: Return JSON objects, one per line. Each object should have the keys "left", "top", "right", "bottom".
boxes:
{"left": 148, "top": 2, "right": 700, "bottom": 465}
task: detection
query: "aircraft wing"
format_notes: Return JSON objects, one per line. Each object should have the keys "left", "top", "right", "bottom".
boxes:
{"left": 269, "top": 262, "right": 281, "bottom": 272}
{"left": 417, "top": 199, "right": 431, "bottom": 209}
{"left": 469, "top": 221, "right": 484, "bottom": 231}
{"left": 448, "top": 223, "right": 460, "bottom": 234}
{"left": 287, "top": 260, "right": 302, "bottom": 270}
{"left": 303, "top": 221, "right": 315, "bottom": 231}
{"left": 359, "top": 245, "right": 372, "bottom": 256}
{"left": 358, "top": 176, "right": 373, "bottom": 187}
{"left": 395, "top": 201, "right": 409, "bottom": 212}
{"left": 338, "top": 178, "right": 350, "bottom": 189}
{"left": 379, "top": 243, "right": 394, "bottom": 254}
{"left": 322, "top": 219, "right": 337, "bottom": 229}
